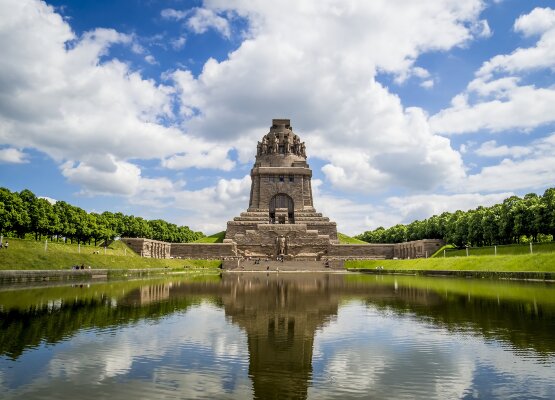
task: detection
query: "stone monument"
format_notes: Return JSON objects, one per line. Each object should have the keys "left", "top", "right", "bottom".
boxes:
{"left": 124, "top": 118, "right": 443, "bottom": 264}
{"left": 224, "top": 119, "right": 338, "bottom": 260}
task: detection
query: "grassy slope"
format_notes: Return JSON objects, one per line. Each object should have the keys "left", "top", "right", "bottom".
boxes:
{"left": 0, "top": 238, "right": 220, "bottom": 270}
{"left": 345, "top": 252, "right": 555, "bottom": 272}
{"left": 193, "top": 231, "right": 226, "bottom": 243}
{"left": 430, "top": 244, "right": 455, "bottom": 257}
{"left": 437, "top": 241, "right": 555, "bottom": 257}
{"left": 337, "top": 233, "right": 368, "bottom": 244}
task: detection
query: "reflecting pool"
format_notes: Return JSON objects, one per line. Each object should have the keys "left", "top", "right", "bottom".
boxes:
{"left": 1, "top": 273, "right": 554, "bottom": 399}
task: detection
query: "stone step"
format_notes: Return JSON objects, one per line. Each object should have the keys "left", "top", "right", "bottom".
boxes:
{"left": 294, "top": 212, "right": 322, "bottom": 217}
{"left": 234, "top": 216, "right": 270, "bottom": 221}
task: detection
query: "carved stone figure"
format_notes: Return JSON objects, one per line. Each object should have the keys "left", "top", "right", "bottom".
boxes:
{"left": 300, "top": 142, "right": 306, "bottom": 157}
{"left": 268, "top": 135, "right": 276, "bottom": 154}
{"left": 257, "top": 141, "right": 262, "bottom": 156}
{"left": 293, "top": 135, "right": 300, "bottom": 155}
{"left": 277, "top": 235, "right": 286, "bottom": 255}
{"left": 262, "top": 137, "right": 268, "bottom": 154}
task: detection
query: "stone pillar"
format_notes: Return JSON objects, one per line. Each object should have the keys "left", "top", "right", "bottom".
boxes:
{"left": 307, "top": 178, "right": 313, "bottom": 207}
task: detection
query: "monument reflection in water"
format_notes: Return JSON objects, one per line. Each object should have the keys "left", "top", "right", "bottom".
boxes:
{"left": 223, "top": 274, "right": 340, "bottom": 399}
{"left": 1, "top": 273, "right": 555, "bottom": 399}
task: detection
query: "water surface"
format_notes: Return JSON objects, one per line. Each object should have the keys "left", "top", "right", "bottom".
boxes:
{"left": 1, "top": 273, "right": 554, "bottom": 399}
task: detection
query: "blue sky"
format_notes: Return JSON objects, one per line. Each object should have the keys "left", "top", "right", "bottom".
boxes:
{"left": 1, "top": 0, "right": 554, "bottom": 235}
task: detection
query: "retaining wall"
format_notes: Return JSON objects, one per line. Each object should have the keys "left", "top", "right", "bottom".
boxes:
{"left": 170, "top": 243, "right": 237, "bottom": 259}
{"left": 328, "top": 244, "right": 395, "bottom": 259}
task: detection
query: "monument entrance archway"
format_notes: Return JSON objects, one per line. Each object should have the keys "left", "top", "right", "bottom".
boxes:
{"left": 269, "top": 193, "right": 294, "bottom": 224}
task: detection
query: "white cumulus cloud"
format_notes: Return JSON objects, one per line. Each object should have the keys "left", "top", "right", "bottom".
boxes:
{"left": 474, "top": 140, "right": 532, "bottom": 158}
{"left": 459, "top": 133, "right": 555, "bottom": 193}
{"left": 0, "top": 147, "right": 28, "bottom": 163}
{"left": 171, "top": 0, "right": 486, "bottom": 194}
{"left": 187, "top": 8, "right": 231, "bottom": 38}
{"left": 430, "top": 7, "right": 555, "bottom": 135}
{"left": 0, "top": 0, "right": 240, "bottom": 198}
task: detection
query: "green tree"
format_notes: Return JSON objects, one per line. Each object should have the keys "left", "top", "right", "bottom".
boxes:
{"left": 468, "top": 208, "right": 485, "bottom": 247}
{"left": 34, "top": 198, "right": 54, "bottom": 240}
{"left": 386, "top": 224, "right": 407, "bottom": 243}
{"left": 499, "top": 196, "right": 521, "bottom": 244}
{"left": 0, "top": 188, "right": 14, "bottom": 235}
{"left": 3, "top": 190, "right": 31, "bottom": 238}
{"left": 481, "top": 205, "right": 501, "bottom": 246}
{"left": 541, "top": 188, "right": 555, "bottom": 238}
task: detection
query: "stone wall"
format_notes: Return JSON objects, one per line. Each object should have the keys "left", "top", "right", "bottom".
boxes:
{"left": 393, "top": 239, "right": 443, "bottom": 259}
{"left": 123, "top": 236, "right": 444, "bottom": 261}
{"left": 170, "top": 242, "right": 237, "bottom": 259}
{"left": 226, "top": 222, "right": 259, "bottom": 238}
{"left": 123, "top": 238, "right": 237, "bottom": 260}
{"left": 326, "top": 239, "right": 444, "bottom": 260}
{"left": 122, "top": 238, "right": 171, "bottom": 259}
{"left": 328, "top": 244, "right": 395, "bottom": 260}
{"left": 304, "top": 223, "right": 338, "bottom": 242}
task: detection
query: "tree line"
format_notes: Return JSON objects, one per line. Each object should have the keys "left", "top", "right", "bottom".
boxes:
{"left": 0, "top": 187, "right": 205, "bottom": 244}
{"left": 356, "top": 188, "right": 555, "bottom": 247}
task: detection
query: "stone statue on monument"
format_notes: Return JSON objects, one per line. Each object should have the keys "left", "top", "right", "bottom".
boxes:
{"left": 277, "top": 235, "right": 286, "bottom": 255}
{"left": 268, "top": 134, "right": 276, "bottom": 154}
{"left": 293, "top": 135, "right": 300, "bottom": 155}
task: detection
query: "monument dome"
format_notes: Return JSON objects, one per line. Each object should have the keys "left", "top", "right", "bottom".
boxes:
{"left": 255, "top": 119, "right": 306, "bottom": 165}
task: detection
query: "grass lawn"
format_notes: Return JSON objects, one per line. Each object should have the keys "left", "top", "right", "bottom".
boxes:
{"left": 193, "top": 231, "right": 226, "bottom": 243}
{"left": 439, "top": 241, "right": 555, "bottom": 257}
{"left": 0, "top": 238, "right": 221, "bottom": 270}
{"left": 338, "top": 233, "right": 368, "bottom": 244}
{"left": 345, "top": 252, "right": 555, "bottom": 272}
